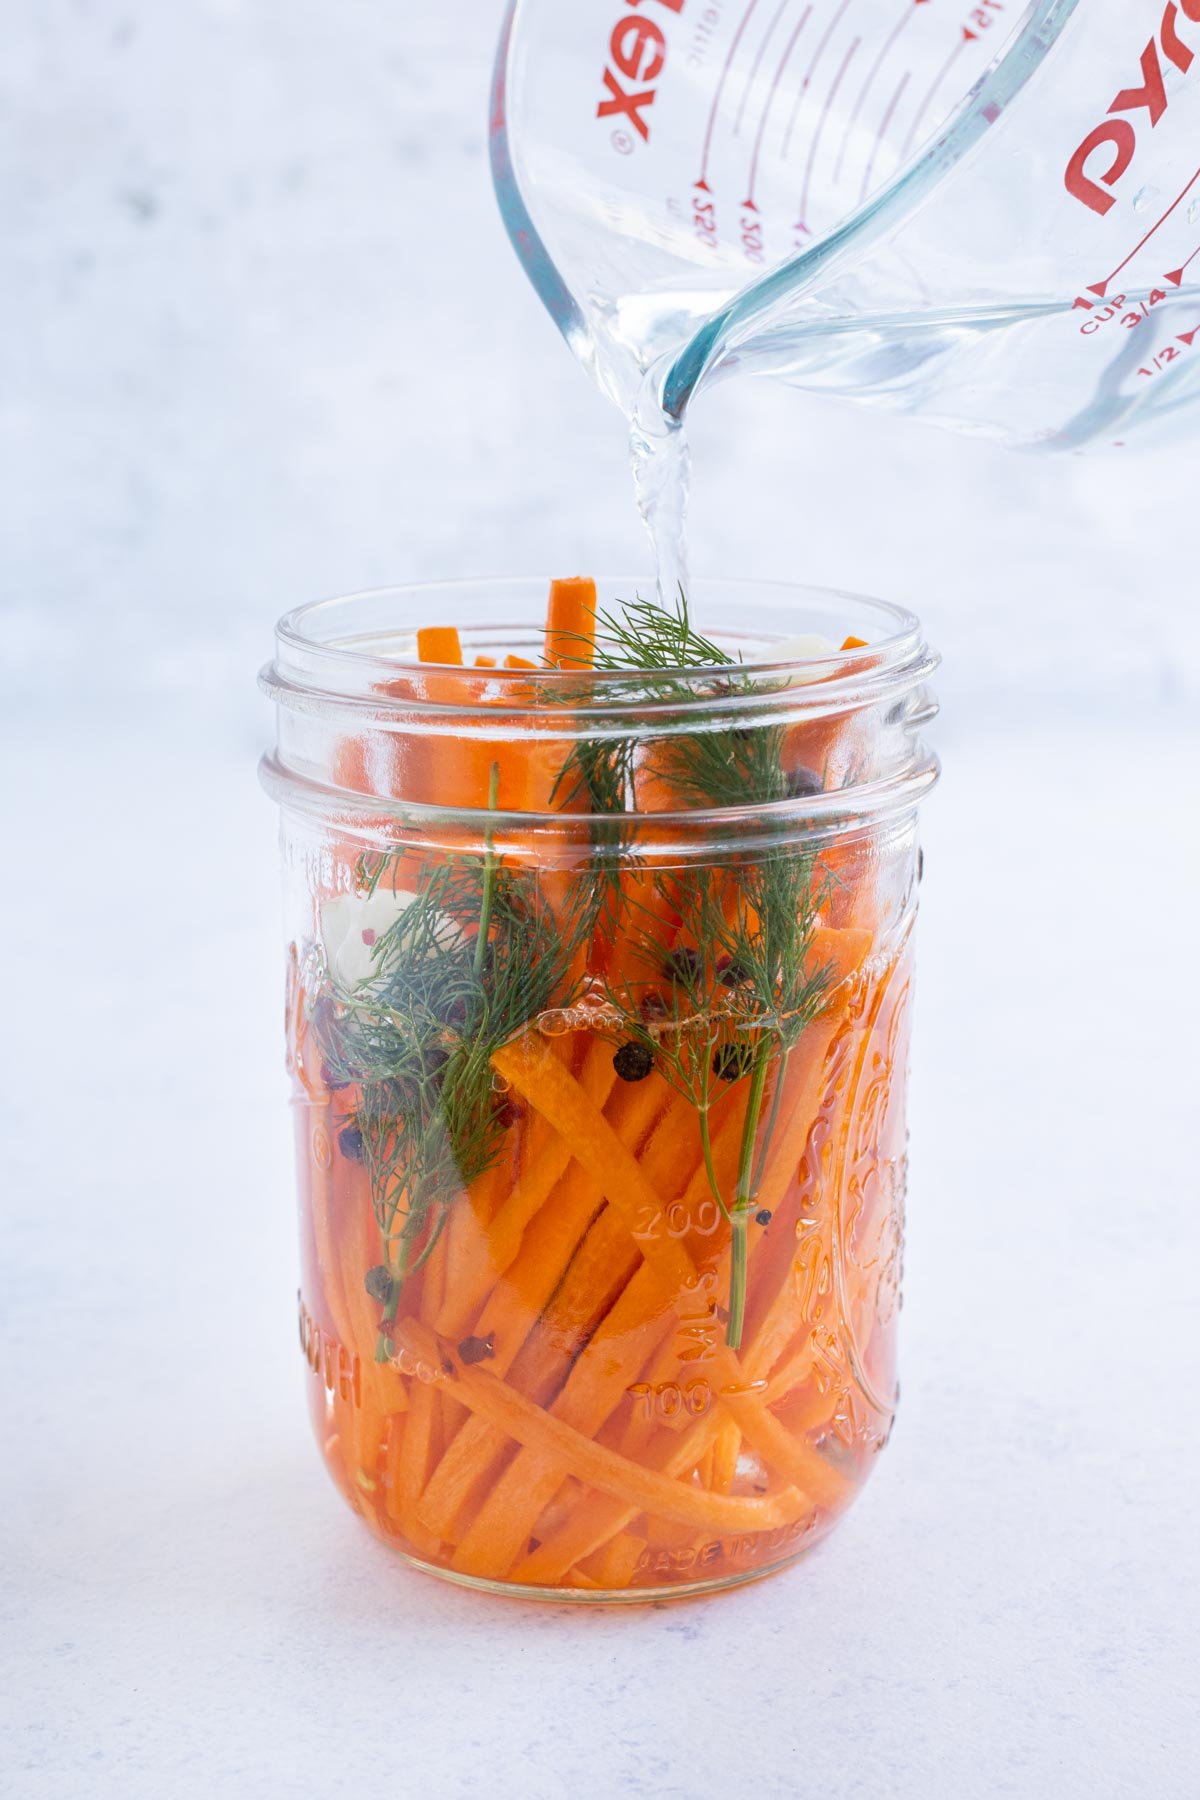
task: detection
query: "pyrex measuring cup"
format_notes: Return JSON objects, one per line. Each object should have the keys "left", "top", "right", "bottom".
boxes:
{"left": 492, "top": 0, "right": 1200, "bottom": 447}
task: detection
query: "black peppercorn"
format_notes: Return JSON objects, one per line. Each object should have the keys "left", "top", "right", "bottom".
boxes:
{"left": 364, "top": 1265, "right": 395, "bottom": 1304}
{"left": 338, "top": 1124, "right": 365, "bottom": 1162}
{"left": 663, "top": 946, "right": 703, "bottom": 986}
{"left": 755, "top": 1208, "right": 773, "bottom": 1227}
{"left": 712, "top": 1042, "right": 755, "bottom": 1081}
{"left": 613, "top": 1040, "right": 654, "bottom": 1083}
{"left": 787, "top": 766, "right": 823, "bottom": 800}
{"left": 458, "top": 1332, "right": 496, "bottom": 1365}
{"left": 718, "top": 957, "right": 750, "bottom": 988}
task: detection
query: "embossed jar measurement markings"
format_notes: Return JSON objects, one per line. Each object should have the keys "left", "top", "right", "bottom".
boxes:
{"left": 298, "top": 1292, "right": 362, "bottom": 1406}
{"left": 626, "top": 1374, "right": 768, "bottom": 1423}
{"left": 634, "top": 1512, "right": 817, "bottom": 1578}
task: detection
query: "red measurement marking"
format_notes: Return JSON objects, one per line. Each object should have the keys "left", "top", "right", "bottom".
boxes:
{"left": 800, "top": 37, "right": 863, "bottom": 227}
{"left": 1138, "top": 329, "right": 1200, "bottom": 377}
{"left": 834, "top": 8, "right": 918, "bottom": 186}
{"left": 1165, "top": 243, "right": 1200, "bottom": 288}
{"left": 699, "top": 0, "right": 763, "bottom": 184}
{"left": 746, "top": 6, "right": 814, "bottom": 204}
{"left": 860, "top": 67, "right": 912, "bottom": 202}
{"left": 901, "top": 34, "right": 966, "bottom": 158}
{"left": 1119, "top": 292, "right": 1168, "bottom": 333}
{"left": 734, "top": 0, "right": 791, "bottom": 137}
{"left": 1076, "top": 292, "right": 1129, "bottom": 334}
{"left": 1085, "top": 168, "right": 1200, "bottom": 300}
{"left": 783, "top": 0, "right": 854, "bottom": 159}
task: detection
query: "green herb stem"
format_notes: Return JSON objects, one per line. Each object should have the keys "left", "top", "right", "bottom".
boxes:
{"left": 473, "top": 761, "right": 500, "bottom": 982}
{"left": 750, "top": 1051, "right": 787, "bottom": 1195}
{"left": 727, "top": 1040, "right": 772, "bottom": 1349}
{"left": 697, "top": 1106, "right": 725, "bottom": 1220}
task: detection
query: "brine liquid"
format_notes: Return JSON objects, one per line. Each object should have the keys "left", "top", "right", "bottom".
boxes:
{"left": 631, "top": 380, "right": 692, "bottom": 604}
{"left": 286, "top": 915, "right": 914, "bottom": 1597}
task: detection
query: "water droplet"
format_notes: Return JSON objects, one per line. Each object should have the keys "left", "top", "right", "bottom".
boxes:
{"left": 1133, "top": 185, "right": 1158, "bottom": 214}
{"left": 536, "top": 1009, "right": 569, "bottom": 1037}
{"left": 1190, "top": 198, "right": 1200, "bottom": 225}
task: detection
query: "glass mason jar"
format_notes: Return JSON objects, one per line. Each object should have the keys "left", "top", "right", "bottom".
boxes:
{"left": 260, "top": 577, "right": 939, "bottom": 1601}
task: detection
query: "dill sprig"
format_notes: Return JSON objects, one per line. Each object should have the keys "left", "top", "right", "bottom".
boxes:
{"left": 312, "top": 792, "right": 593, "bottom": 1356}
{"left": 311, "top": 588, "right": 836, "bottom": 1362}
{"left": 557, "top": 587, "right": 834, "bottom": 1346}
{"left": 585, "top": 588, "right": 731, "bottom": 674}
{"left": 553, "top": 587, "right": 792, "bottom": 817}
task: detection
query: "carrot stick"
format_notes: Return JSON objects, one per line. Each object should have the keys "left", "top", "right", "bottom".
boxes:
{"left": 448, "top": 1257, "right": 676, "bottom": 1577}
{"left": 576, "top": 1531, "right": 645, "bottom": 1590}
{"left": 710, "top": 1420, "right": 742, "bottom": 1495}
{"left": 467, "top": 1029, "right": 849, "bottom": 1553}
{"left": 416, "top": 1070, "right": 669, "bottom": 1543}
{"left": 460, "top": 943, "right": 863, "bottom": 1576}
{"left": 416, "top": 625, "right": 463, "bottom": 665}
{"left": 474, "top": 654, "right": 496, "bottom": 668}
{"left": 522, "top": 958, "right": 888, "bottom": 1582}
{"left": 504, "top": 994, "right": 871, "bottom": 1584}
{"left": 391, "top": 1232, "right": 450, "bottom": 1558}
{"left": 543, "top": 577, "right": 597, "bottom": 669}
{"left": 515, "top": 1404, "right": 728, "bottom": 1585}
{"left": 434, "top": 1037, "right": 617, "bottom": 1337}
{"left": 394, "top": 1320, "right": 806, "bottom": 1536}
{"left": 394, "top": 1384, "right": 441, "bottom": 1557}
{"left": 443, "top": 1159, "right": 510, "bottom": 1298}
{"left": 503, "top": 654, "right": 537, "bottom": 670}
{"left": 382, "top": 1412, "right": 408, "bottom": 1526}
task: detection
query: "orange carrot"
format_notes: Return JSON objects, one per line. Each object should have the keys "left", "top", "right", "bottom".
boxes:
{"left": 429, "top": 1081, "right": 736, "bottom": 1557}
{"left": 840, "top": 634, "right": 868, "bottom": 650}
{"left": 435, "top": 1037, "right": 617, "bottom": 1336}
{"left": 394, "top": 1320, "right": 806, "bottom": 1536}
{"left": 575, "top": 1531, "right": 646, "bottom": 1590}
{"left": 417, "top": 1068, "right": 670, "bottom": 1544}
{"left": 482, "top": 974, "right": 872, "bottom": 1582}
{"left": 382, "top": 1412, "right": 409, "bottom": 1527}
{"left": 522, "top": 951, "right": 890, "bottom": 1581}
{"left": 543, "top": 576, "right": 597, "bottom": 669}
{"left": 416, "top": 625, "right": 463, "bottom": 665}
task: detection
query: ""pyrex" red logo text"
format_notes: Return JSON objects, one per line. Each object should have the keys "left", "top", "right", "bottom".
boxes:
{"left": 1065, "top": 3, "right": 1200, "bottom": 215}
{"left": 597, "top": 0, "right": 685, "bottom": 144}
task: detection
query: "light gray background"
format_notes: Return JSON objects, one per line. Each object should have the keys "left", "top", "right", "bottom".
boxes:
{"left": 2, "top": 4, "right": 1197, "bottom": 1798}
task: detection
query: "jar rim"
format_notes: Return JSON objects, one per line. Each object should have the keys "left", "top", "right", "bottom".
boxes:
{"left": 263, "top": 574, "right": 935, "bottom": 714}
{"left": 261, "top": 576, "right": 939, "bottom": 832}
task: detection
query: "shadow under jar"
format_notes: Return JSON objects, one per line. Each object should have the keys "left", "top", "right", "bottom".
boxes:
{"left": 260, "top": 577, "right": 939, "bottom": 1601}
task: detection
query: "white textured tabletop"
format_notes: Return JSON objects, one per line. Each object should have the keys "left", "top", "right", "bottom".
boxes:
{"left": 3, "top": 4, "right": 1199, "bottom": 1795}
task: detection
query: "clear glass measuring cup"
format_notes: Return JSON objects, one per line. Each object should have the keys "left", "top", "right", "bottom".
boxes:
{"left": 492, "top": 0, "right": 1200, "bottom": 448}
